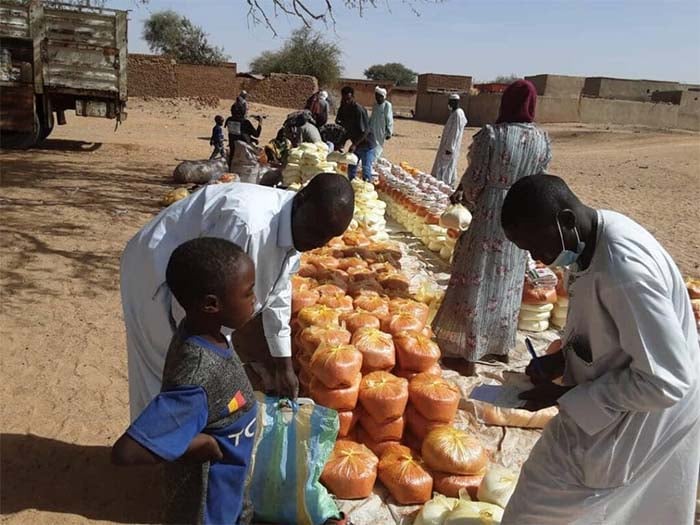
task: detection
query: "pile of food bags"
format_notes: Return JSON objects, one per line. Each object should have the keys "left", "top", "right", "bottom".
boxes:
{"left": 374, "top": 161, "right": 463, "bottom": 261}
{"left": 351, "top": 179, "right": 389, "bottom": 242}
{"left": 283, "top": 142, "right": 338, "bottom": 187}
{"left": 291, "top": 230, "right": 491, "bottom": 505}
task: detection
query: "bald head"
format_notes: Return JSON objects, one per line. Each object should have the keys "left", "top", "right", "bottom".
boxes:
{"left": 291, "top": 173, "right": 355, "bottom": 251}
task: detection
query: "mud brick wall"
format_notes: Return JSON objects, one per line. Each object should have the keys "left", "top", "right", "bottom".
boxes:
{"left": 175, "top": 63, "right": 238, "bottom": 99}
{"left": 239, "top": 73, "right": 318, "bottom": 109}
{"left": 127, "top": 54, "right": 177, "bottom": 97}
{"left": 417, "top": 73, "right": 472, "bottom": 94}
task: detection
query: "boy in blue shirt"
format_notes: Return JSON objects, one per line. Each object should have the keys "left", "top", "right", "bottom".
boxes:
{"left": 112, "top": 237, "right": 258, "bottom": 524}
{"left": 209, "top": 115, "right": 226, "bottom": 160}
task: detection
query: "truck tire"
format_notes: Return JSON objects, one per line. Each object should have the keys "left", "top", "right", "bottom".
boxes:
{"left": 0, "top": 111, "right": 41, "bottom": 149}
{"left": 38, "top": 112, "right": 54, "bottom": 142}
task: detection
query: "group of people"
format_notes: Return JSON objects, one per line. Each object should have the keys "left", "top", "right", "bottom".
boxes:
{"left": 119, "top": 79, "right": 698, "bottom": 524}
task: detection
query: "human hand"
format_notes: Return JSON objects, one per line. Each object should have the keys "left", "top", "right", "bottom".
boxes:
{"left": 519, "top": 382, "right": 573, "bottom": 412}
{"left": 274, "top": 357, "right": 299, "bottom": 400}
{"left": 525, "top": 350, "right": 565, "bottom": 385}
{"left": 349, "top": 144, "right": 356, "bottom": 153}
{"left": 182, "top": 434, "right": 223, "bottom": 463}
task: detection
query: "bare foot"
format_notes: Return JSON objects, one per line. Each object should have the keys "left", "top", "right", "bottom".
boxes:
{"left": 441, "top": 357, "right": 476, "bottom": 377}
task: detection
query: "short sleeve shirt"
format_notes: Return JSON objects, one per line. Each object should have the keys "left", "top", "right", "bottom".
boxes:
{"left": 127, "top": 328, "right": 257, "bottom": 524}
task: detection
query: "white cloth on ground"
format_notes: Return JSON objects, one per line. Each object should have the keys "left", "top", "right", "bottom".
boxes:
{"left": 503, "top": 210, "right": 700, "bottom": 525}
{"left": 430, "top": 107, "right": 467, "bottom": 187}
{"left": 120, "top": 183, "right": 300, "bottom": 421}
{"left": 369, "top": 100, "right": 393, "bottom": 159}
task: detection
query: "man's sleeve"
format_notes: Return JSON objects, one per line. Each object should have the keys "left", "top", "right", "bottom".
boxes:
{"left": 127, "top": 386, "right": 208, "bottom": 461}
{"left": 262, "top": 274, "right": 293, "bottom": 358}
{"left": 558, "top": 274, "right": 694, "bottom": 436}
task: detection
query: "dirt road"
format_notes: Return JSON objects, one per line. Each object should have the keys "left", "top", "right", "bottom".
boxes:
{"left": 1, "top": 98, "right": 698, "bottom": 524}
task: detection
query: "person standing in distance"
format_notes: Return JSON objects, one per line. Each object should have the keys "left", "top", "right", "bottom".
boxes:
{"left": 430, "top": 93, "right": 467, "bottom": 188}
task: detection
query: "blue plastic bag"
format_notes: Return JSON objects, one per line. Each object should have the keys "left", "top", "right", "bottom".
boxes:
{"left": 250, "top": 396, "right": 339, "bottom": 525}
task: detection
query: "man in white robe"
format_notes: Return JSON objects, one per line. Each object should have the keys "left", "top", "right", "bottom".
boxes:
{"left": 500, "top": 174, "right": 699, "bottom": 525}
{"left": 120, "top": 174, "right": 354, "bottom": 421}
{"left": 369, "top": 86, "right": 393, "bottom": 159}
{"left": 430, "top": 93, "right": 467, "bottom": 188}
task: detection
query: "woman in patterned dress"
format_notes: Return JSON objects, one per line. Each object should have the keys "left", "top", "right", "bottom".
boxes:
{"left": 432, "top": 80, "right": 552, "bottom": 376}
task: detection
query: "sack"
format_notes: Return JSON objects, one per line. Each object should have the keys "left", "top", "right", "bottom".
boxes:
{"left": 250, "top": 397, "right": 340, "bottom": 525}
{"left": 440, "top": 204, "right": 472, "bottom": 231}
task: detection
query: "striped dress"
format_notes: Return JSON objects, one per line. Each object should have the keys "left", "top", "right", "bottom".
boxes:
{"left": 432, "top": 123, "right": 552, "bottom": 361}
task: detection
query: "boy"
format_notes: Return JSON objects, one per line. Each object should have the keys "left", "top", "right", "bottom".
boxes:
{"left": 209, "top": 115, "right": 226, "bottom": 160}
{"left": 112, "top": 237, "right": 258, "bottom": 524}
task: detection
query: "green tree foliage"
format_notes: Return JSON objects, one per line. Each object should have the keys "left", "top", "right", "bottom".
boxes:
{"left": 143, "top": 10, "right": 228, "bottom": 65}
{"left": 492, "top": 74, "right": 521, "bottom": 84}
{"left": 249, "top": 29, "right": 343, "bottom": 86}
{"left": 364, "top": 63, "right": 417, "bottom": 86}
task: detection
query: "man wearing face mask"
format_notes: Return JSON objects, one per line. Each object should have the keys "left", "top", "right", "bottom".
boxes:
{"left": 430, "top": 93, "right": 467, "bottom": 188}
{"left": 499, "top": 174, "right": 700, "bottom": 525}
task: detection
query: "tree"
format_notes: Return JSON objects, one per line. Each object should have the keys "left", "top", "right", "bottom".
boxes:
{"left": 492, "top": 74, "right": 521, "bottom": 84}
{"left": 249, "top": 29, "right": 342, "bottom": 86}
{"left": 364, "top": 63, "right": 417, "bottom": 86}
{"left": 143, "top": 10, "right": 229, "bottom": 65}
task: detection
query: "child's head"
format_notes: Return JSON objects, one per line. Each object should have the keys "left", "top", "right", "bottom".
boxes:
{"left": 214, "top": 115, "right": 224, "bottom": 125}
{"left": 166, "top": 237, "right": 256, "bottom": 330}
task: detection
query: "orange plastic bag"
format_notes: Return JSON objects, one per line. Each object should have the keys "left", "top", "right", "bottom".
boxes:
{"left": 359, "top": 411, "right": 404, "bottom": 442}
{"left": 353, "top": 295, "right": 390, "bottom": 317}
{"left": 315, "top": 283, "right": 347, "bottom": 298}
{"left": 393, "top": 331, "right": 441, "bottom": 372}
{"left": 310, "top": 373, "right": 361, "bottom": 411}
{"left": 337, "top": 257, "right": 368, "bottom": 271}
{"left": 310, "top": 343, "right": 363, "bottom": 389}
{"left": 347, "top": 279, "right": 385, "bottom": 298}
{"left": 421, "top": 427, "right": 488, "bottom": 475}
{"left": 358, "top": 371, "right": 409, "bottom": 423}
{"left": 389, "top": 299, "right": 430, "bottom": 324}
{"left": 317, "top": 293, "right": 354, "bottom": 313}
{"left": 351, "top": 327, "right": 396, "bottom": 373}
{"left": 337, "top": 410, "right": 358, "bottom": 438}
{"left": 298, "top": 305, "right": 340, "bottom": 329}
{"left": 292, "top": 275, "right": 318, "bottom": 293}
{"left": 394, "top": 363, "right": 442, "bottom": 381}
{"left": 320, "top": 440, "right": 378, "bottom": 500}
{"left": 298, "top": 326, "right": 351, "bottom": 356}
{"left": 432, "top": 470, "right": 484, "bottom": 500}
{"left": 378, "top": 447, "right": 433, "bottom": 505}
{"left": 405, "top": 403, "right": 449, "bottom": 441}
{"left": 356, "top": 426, "right": 401, "bottom": 458}
{"left": 292, "top": 288, "right": 320, "bottom": 315}
{"left": 408, "top": 373, "right": 460, "bottom": 423}
{"left": 307, "top": 254, "right": 340, "bottom": 271}
{"left": 342, "top": 312, "right": 381, "bottom": 334}
{"left": 383, "top": 314, "right": 425, "bottom": 335}
{"left": 380, "top": 273, "right": 410, "bottom": 292}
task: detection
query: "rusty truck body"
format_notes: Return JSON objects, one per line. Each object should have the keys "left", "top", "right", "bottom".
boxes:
{"left": 0, "top": 1, "right": 127, "bottom": 147}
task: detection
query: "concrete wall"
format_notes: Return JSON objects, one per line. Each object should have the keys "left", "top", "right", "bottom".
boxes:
{"left": 415, "top": 91, "right": 468, "bottom": 124}
{"left": 525, "top": 74, "right": 585, "bottom": 98}
{"left": 678, "top": 90, "right": 700, "bottom": 131}
{"left": 465, "top": 93, "right": 501, "bottom": 127}
{"left": 579, "top": 98, "right": 679, "bottom": 128}
{"left": 239, "top": 73, "right": 318, "bottom": 109}
{"left": 582, "top": 77, "right": 680, "bottom": 102}
{"left": 417, "top": 73, "right": 472, "bottom": 93}
{"left": 651, "top": 90, "right": 684, "bottom": 104}
{"left": 536, "top": 96, "right": 581, "bottom": 123}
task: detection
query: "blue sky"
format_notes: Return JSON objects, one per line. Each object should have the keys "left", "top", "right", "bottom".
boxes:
{"left": 111, "top": 0, "right": 700, "bottom": 83}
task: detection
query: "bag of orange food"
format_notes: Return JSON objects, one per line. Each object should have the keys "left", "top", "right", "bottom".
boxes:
{"left": 378, "top": 446, "right": 433, "bottom": 505}
{"left": 358, "top": 371, "right": 408, "bottom": 422}
{"left": 298, "top": 304, "right": 340, "bottom": 329}
{"left": 393, "top": 331, "right": 441, "bottom": 372}
{"left": 421, "top": 427, "right": 488, "bottom": 475}
{"left": 408, "top": 373, "right": 460, "bottom": 423}
{"left": 310, "top": 343, "right": 363, "bottom": 389}
{"left": 351, "top": 327, "right": 396, "bottom": 373}
{"left": 310, "top": 372, "right": 361, "bottom": 411}
{"left": 320, "top": 440, "right": 378, "bottom": 500}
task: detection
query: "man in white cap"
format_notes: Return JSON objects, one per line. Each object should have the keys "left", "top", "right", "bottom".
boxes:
{"left": 305, "top": 90, "right": 329, "bottom": 127}
{"left": 369, "top": 86, "right": 394, "bottom": 159}
{"left": 431, "top": 93, "right": 467, "bottom": 187}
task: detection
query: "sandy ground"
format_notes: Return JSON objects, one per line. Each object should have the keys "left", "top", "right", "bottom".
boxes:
{"left": 1, "top": 98, "right": 699, "bottom": 524}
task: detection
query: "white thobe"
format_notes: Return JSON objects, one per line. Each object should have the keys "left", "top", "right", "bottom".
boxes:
{"left": 369, "top": 100, "right": 393, "bottom": 159}
{"left": 430, "top": 107, "right": 467, "bottom": 188}
{"left": 503, "top": 210, "right": 700, "bottom": 525}
{"left": 120, "top": 183, "right": 300, "bottom": 421}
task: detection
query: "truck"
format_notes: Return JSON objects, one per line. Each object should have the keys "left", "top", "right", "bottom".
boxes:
{"left": 0, "top": 1, "right": 127, "bottom": 148}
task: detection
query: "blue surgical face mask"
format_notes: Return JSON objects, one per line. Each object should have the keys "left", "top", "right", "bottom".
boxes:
{"left": 549, "top": 217, "right": 585, "bottom": 269}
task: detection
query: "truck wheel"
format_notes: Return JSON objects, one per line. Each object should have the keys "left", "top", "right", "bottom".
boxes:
{"left": 38, "top": 111, "right": 54, "bottom": 142}
{"left": 0, "top": 111, "right": 41, "bottom": 149}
